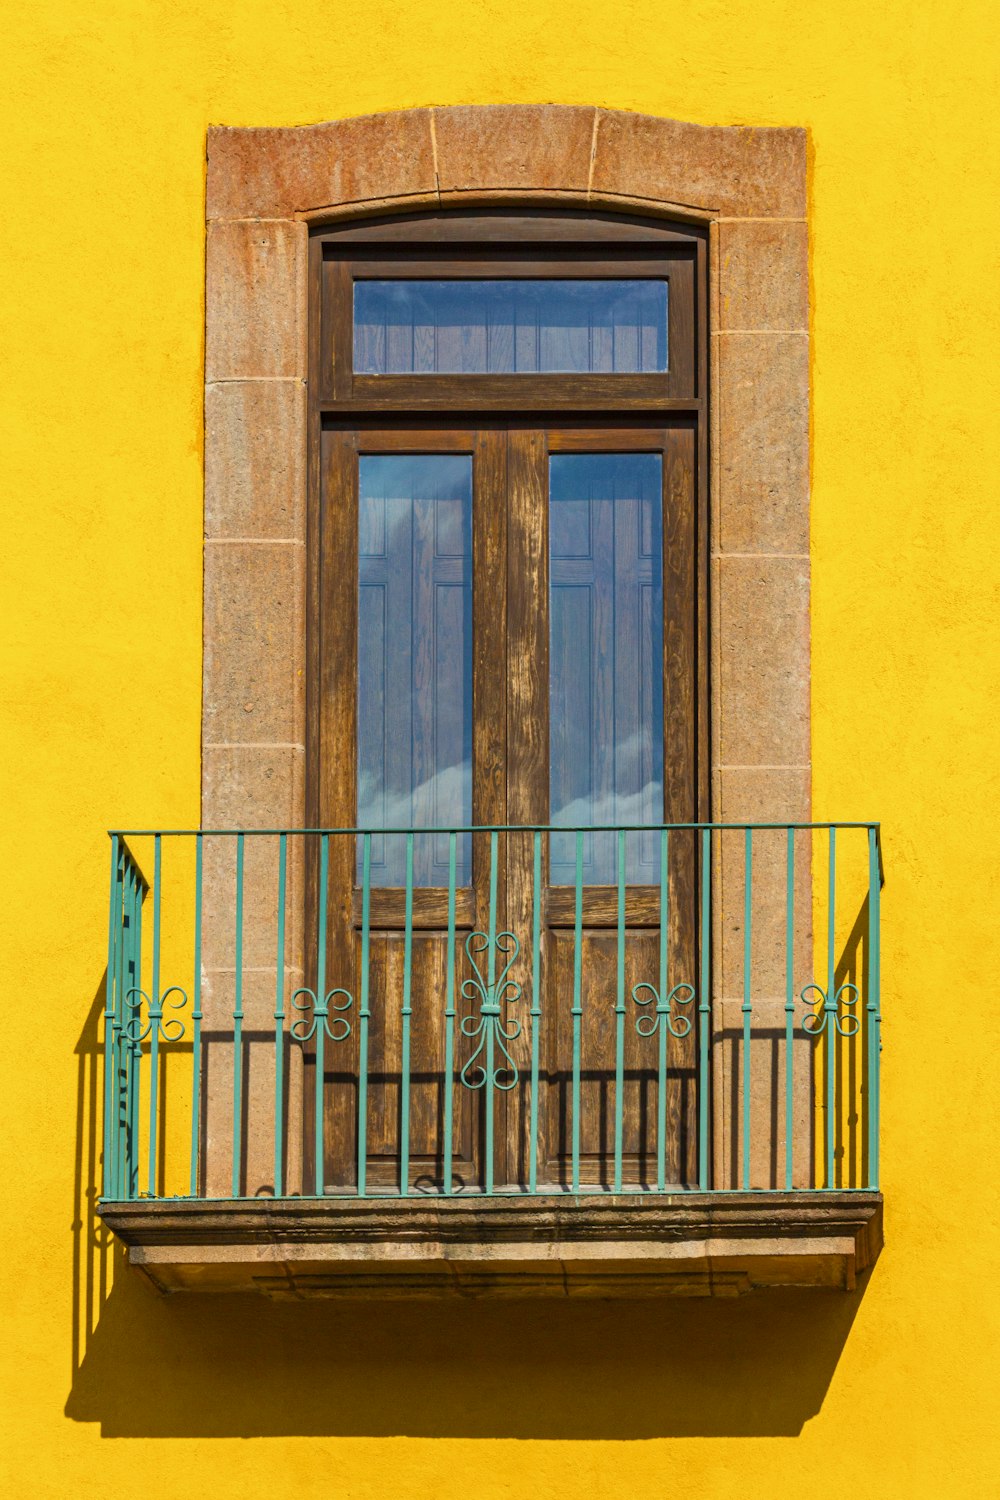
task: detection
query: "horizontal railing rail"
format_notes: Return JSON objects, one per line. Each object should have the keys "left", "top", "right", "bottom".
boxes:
{"left": 101, "top": 822, "right": 883, "bottom": 1204}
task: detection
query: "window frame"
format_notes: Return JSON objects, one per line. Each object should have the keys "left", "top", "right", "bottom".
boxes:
{"left": 305, "top": 208, "right": 711, "bottom": 839}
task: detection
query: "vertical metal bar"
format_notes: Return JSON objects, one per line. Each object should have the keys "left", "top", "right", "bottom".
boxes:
{"left": 232, "top": 833, "right": 245, "bottom": 1198}
{"left": 613, "top": 829, "right": 626, "bottom": 1194}
{"left": 400, "top": 832, "right": 414, "bottom": 1196}
{"left": 742, "top": 828, "right": 752, "bottom": 1190}
{"left": 698, "top": 828, "right": 711, "bottom": 1191}
{"left": 357, "top": 833, "right": 372, "bottom": 1198}
{"left": 529, "top": 831, "right": 542, "bottom": 1195}
{"left": 785, "top": 827, "right": 795, "bottom": 1191}
{"left": 122, "top": 866, "right": 134, "bottom": 1200}
{"left": 313, "top": 833, "right": 329, "bottom": 1197}
{"left": 128, "top": 874, "right": 142, "bottom": 1199}
{"left": 273, "top": 833, "right": 287, "bottom": 1197}
{"left": 572, "top": 830, "right": 584, "bottom": 1194}
{"left": 147, "top": 834, "right": 162, "bottom": 1198}
{"left": 442, "top": 832, "right": 456, "bottom": 1196}
{"left": 826, "top": 826, "right": 837, "bottom": 1189}
{"left": 657, "top": 829, "right": 670, "bottom": 1191}
{"left": 190, "top": 835, "right": 203, "bottom": 1199}
{"left": 115, "top": 856, "right": 130, "bottom": 1200}
{"left": 102, "top": 836, "right": 121, "bottom": 1200}
{"left": 867, "top": 826, "right": 881, "bottom": 1189}
{"left": 485, "top": 830, "right": 499, "bottom": 1195}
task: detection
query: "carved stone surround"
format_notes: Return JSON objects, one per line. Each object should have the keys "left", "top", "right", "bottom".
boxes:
{"left": 200, "top": 105, "right": 812, "bottom": 1202}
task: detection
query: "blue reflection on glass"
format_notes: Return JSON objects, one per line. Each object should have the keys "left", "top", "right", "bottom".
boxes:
{"left": 549, "top": 453, "right": 664, "bottom": 885}
{"left": 354, "top": 279, "right": 668, "bottom": 374}
{"left": 357, "top": 455, "right": 473, "bottom": 886}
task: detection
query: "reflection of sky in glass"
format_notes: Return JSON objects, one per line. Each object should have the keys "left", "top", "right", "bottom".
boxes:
{"left": 357, "top": 455, "right": 472, "bottom": 886}
{"left": 549, "top": 454, "right": 664, "bottom": 884}
{"left": 355, "top": 280, "right": 668, "bottom": 374}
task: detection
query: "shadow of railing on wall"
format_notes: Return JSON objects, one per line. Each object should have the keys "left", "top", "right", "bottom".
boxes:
{"left": 69, "top": 972, "right": 875, "bottom": 1440}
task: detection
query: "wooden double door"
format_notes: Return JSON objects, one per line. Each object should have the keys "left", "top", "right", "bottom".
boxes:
{"left": 315, "top": 419, "right": 701, "bottom": 1192}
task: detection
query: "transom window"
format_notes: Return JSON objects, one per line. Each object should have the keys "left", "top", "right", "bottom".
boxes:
{"left": 353, "top": 278, "right": 669, "bottom": 373}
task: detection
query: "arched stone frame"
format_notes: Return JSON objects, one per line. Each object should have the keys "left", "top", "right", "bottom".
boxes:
{"left": 201, "top": 105, "right": 811, "bottom": 1193}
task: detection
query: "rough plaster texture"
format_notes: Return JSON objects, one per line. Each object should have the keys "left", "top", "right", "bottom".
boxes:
{"left": 2, "top": 1, "right": 999, "bottom": 1496}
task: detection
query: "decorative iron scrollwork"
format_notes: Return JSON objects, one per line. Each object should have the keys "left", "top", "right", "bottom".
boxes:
{"left": 290, "top": 986, "right": 354, "bottom": 1043}
{"left": 459, "top": 930, "right": 522, "bottom": 1091}
{"left": 801, "top": 981, "right": 861, "bottom": 1037}
{"left": 632, "top": 981, "right": 696, "bottom": 1038}
{"left": 122, "top": 985, "right": 188, "bottom": 1044}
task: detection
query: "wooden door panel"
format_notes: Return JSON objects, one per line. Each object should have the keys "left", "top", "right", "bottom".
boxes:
{"left": 539, "top": 924, "right": 697, "bottom": 1188}
{"left": 324, "top": 930, "right": 478, "bottom": 1191}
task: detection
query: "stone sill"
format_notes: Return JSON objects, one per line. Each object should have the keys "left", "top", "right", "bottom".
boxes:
{"left": 99, "top": 1192, "right": 882, "bottom": 1299}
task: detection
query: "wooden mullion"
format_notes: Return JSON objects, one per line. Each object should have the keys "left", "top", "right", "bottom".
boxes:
{"left": 342, "top": 378, "right": 696, "bottom": 410}
{"left": 503, "top": 428, "right": 549, "bottom": 1187}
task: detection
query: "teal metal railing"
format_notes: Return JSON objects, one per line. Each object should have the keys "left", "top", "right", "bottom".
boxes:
{"left": 101, "top": 823, "right": 883, "bottom": 1203}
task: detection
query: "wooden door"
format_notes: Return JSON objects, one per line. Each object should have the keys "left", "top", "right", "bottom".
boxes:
{"left": 503, "top": 425, "right": 699, "bottom": 1191}
{"left": 318, "top": 425, "right": 506, "bottom": 1191}
{"left": 316, "top": 422, "right": 698, "bottom": 1192}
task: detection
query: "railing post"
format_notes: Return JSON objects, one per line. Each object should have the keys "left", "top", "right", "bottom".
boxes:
{"left": 572, "top": 830, "right": 584, "bottom": 1194}
{"left": 126, "top": 863, "right": 142, "bottom": 1200}
{"left": 442, "top": 832, "right": 456, "bottom": 1196}
{"left": 867, "top": 825, "right": 882, "bottom": 1189}
{"left": 146, "top": 834, "right": 162, "bottom": 1197}
{"left": 656, "top": 828, "right": 669, "bottom": 1192}
{"left": 400, "top": 832, "right": 413, "bottom": 1197}
{"left": 529, "top": 831, "right": 542, "bottom": 1195}
{"left": 358, "top": 832, "right": 372, "bottom": 1198}
{"left": 313, "top": 832, "right": 329, "bottom": 1197}
{"left": 825, "top": 827, "right": 837, "bottom": 1189}
{"left": 698, "top": 827, "right": 711, "bottom": 1191}
{"left": 784, "top": 826, "right": 796, "bottom": 1190}
{"left": 232, "top": 832, "right": 245, "bottom": 1198}
{"left": 273, "top": 833, "right": 287, "bottom": 1198}
{"left": 190, "top": 834, "right": 203, "bottom": 1199}
{"left": 116, "top": 857, "right": 133, "bottom": 1200}
{"left": 102, "top": 836, "right": 121, "bottom": 1201}
{"left": 613, "top": 828, "right": 626, "bottom": 1193}
{"left": 742, "top": 828, "right": 753, "bottom": 1191}
{"left": 484, "top": 830, "right": 499, "bottom": 1195}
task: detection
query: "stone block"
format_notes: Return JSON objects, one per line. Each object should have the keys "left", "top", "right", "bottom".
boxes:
{"left": 205, "top": 220, "right": 306, "bottom": 380}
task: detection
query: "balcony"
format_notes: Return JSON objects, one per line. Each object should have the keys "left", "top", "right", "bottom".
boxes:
{"left": 98, "top": 822, "right": 883, "bottom": 1297}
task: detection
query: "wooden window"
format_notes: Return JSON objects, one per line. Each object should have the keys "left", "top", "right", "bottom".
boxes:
{"left": 308, "top": 210, "right": 708, "bottom": 1191}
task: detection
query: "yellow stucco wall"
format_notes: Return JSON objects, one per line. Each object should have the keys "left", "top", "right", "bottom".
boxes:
{"left": 2, "top": 2, "right": 998, "bottom": 1495}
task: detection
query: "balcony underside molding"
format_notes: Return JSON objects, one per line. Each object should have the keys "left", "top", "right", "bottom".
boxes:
{"left": 100, "top": 1192, "right": 882, "bottom": 1299}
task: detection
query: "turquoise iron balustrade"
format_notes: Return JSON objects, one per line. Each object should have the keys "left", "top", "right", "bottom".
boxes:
{"left": 459, "top": 932, "right": 523, "bottom": 1092}
{"left": 123, "top": 983, "right": 189, "bottom": 1199}
{"left": 459, "top": 928, "right": 522, "bottom": 1197}
{"left": 100, "top": 821, "right": 884, "bottom": 1204}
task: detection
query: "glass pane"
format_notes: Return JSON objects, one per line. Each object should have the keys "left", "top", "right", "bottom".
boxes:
{"left": 354, "top": 280, "right": 668, "bottom": 374}
{"left": 357, "top": 455, "right": 473, "bottom": 886}
{"left": 549, "top": 454, "right": 664, "bottom": 884}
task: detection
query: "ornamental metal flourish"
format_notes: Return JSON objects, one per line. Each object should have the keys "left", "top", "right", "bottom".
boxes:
{"left": 632, "top": 980, "right": 697, "bottom": 1038}
{"left": 122, "top": 985, "right": 189, "bottom": 1044}
{"left": 290, "top": 986, "right": 354, "bottom": 1043}
{"left": 459, "top": 929, "right": 522, "bottom": 1091}
{"left": 800, "top": 980, "right": 861, "bottom": 1037}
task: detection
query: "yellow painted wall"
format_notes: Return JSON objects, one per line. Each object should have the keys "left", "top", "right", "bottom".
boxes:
{"left": 2, "top": 1, "right": 998, "bottom": 1495}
